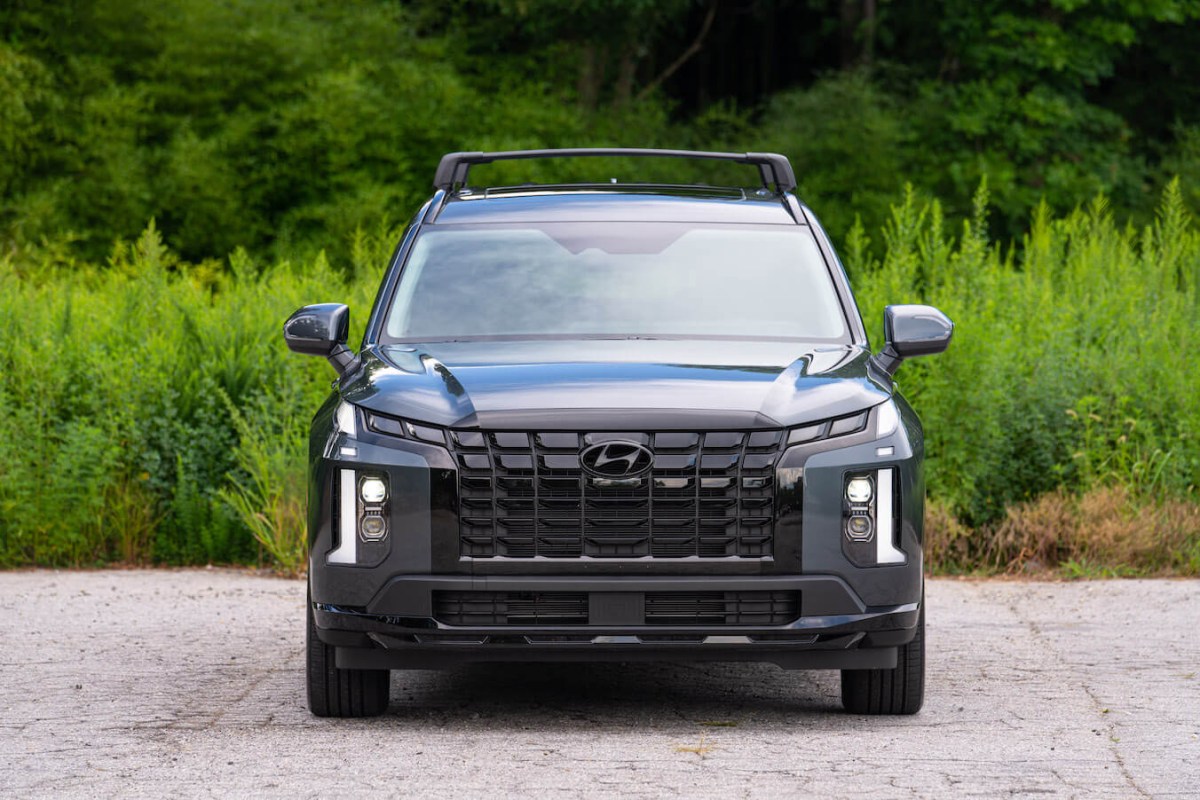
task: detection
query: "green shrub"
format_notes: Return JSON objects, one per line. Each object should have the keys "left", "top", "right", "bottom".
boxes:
{"left": 218, "top": 386, "right": 311, "bottom": 575}
{"left": 0, "top": 220, "right": 376, "bottom": 567}
{"left": 852, "top": 179, "right": 1199, "bottom": 528}
{"left": 0, "top": 183, "right": 1196, "bottom": 572}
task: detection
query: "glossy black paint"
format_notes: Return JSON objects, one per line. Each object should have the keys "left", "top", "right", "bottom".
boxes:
{"left": 304, "top": 394, "right": 924, "bottom": 670}
{"left": 338, "top": 341, "right": 890, "bottom": 431}
{"left": 433, "top": 148, "right": 797, "bottom": 193}
{"left": 289, "top": 152, "right": 952, "bottom": 671}
{"left": 284, "top": 303, "right": 348, "bottom": 354}
{"left": 283, "top": 303, "right": 355, "bottom": 375}
{"left": 872, "top": 304, "right": 956, "bottom": 376}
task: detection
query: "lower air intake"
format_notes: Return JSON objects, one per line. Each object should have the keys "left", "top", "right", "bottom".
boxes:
{"left": 643, "top": 591, "right": 800, "bottom": 625}
{"left": 433, "top": 591, "right": 589, "bottom": 626}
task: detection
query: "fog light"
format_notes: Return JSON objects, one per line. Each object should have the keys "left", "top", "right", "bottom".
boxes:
{"left": 847, "top": 515, "right": 873, "bottom": 540}
{"left": 360, "top": 514, "right": 387, "bottom": 540}
{"left": 846, "top": 477, "right": 873, "bottom": 504}
{"left": 360, "top": 477, "right": 387, "bottom": 503}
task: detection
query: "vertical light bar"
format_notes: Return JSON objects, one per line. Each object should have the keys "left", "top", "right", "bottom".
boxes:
{"left": 875, "top": 468, "right": 905, "bottom": 564}
{"left": 327, "top": 468, "right": 358, "bottom": 564}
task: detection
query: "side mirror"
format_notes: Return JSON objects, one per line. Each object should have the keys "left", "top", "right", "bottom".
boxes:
{"left": 872, "top": 304, "right": 954, "bottom": 377}
{"left": 283, "top": 303, "right": 356, "bottom": 375}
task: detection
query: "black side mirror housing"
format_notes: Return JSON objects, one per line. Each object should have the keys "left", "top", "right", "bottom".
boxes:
{"left": 283, "top": 303, "right": 356, "bottom": 375}
{"left": 872, "top": 304, "right": 954, "bottom": 376}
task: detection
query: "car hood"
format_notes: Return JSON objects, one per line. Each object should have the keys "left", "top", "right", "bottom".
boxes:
{"left": 341, "top": 339, "right": 891, "bottom": 430}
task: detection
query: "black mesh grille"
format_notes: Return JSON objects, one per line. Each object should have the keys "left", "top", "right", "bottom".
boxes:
{"left": 644, "top": 591, "right": 800, "bottom": 625}
{"left": 433, "top": 591, "right": 589, "bottom": 626}
{"left": 451, "top": 430, "right": 783, "bottom": 559}
{"left": 432, "top": 591, "right": 801, "bottom": 627}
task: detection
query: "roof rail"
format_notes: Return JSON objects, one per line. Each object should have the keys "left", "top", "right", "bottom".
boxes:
{"left": 433, "top": 148, "right": 797, "bottom": 194}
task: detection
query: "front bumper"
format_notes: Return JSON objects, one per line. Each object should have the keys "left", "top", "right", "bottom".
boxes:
{"left": 306, "top": 395, "right": 927, "bottom": 670}
{"left": 312, "top": 573, "right": 919, "bottom": 670}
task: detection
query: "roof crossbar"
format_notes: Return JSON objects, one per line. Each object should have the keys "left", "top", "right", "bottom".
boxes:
{"left": 433, "top": 148, "right": 797, "bottom": 194}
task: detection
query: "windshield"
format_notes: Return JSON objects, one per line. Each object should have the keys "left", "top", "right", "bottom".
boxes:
{"left": 383, "top": 222, "right": 848, "bottom": 341}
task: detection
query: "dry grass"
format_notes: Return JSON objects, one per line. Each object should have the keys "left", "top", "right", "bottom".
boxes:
{"left": 924, "top": 499, "right": 976, "bottom": 571}
{"left": 926, "top": 487, "right": 1200, "bottom": 576}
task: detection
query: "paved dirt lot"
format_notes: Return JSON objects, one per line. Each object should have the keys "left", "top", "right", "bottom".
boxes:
{"left": 1, "top": 571, "right": 1196, "bottom": 798}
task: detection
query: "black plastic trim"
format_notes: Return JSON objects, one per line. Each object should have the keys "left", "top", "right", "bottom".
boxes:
{"left": 336, "top": 641, "right": 897, "bottom": 671}
{"left": 797, "top": 201, "right": 871, "bottom": 349}
{"left": 360, "top": 195, "right": 438, "bottom": 346}
{"left": 434, "top": 149, "right": 797, "bottom": 193}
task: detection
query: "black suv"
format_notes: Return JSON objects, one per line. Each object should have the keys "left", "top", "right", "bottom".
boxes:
{"left": 285, "top": 149, "right": 953, "bottom": 717}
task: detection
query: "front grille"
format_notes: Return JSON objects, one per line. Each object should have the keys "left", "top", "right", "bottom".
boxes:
{"left": 433, "top": 591, "right": 589, "bottom": 626}
{"left": 451, "top": 430, "right": 784, "bottom": 558}
{"left": 644, "top": 591, "right": 800, "bottom": 625}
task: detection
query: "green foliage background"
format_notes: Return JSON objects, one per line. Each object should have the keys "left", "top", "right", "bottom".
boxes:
{"left": 5, "top": 0, "right": 1200, "bottom": 261}
{"left": 1, "top": 0, "right": 1199, "bottom": 571}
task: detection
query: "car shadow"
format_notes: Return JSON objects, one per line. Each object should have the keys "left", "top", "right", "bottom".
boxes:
{"left": 376, "top": 660, "right": 844, "bottom": 730}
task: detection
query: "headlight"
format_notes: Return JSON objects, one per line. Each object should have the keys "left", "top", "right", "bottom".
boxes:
{"left": 846, "top": 515, "right": 873, "bottom": 540}
{"left": 365, "top": 410, "right": 447, "bottom": 445}
{"left": 846, "top": 477, "right": 873, "bottom": 504}
{"left": 787, "top": 410, "right": 869, "bottom": 445}
{"left": 360, "top": 514, "right": 387, "bottom": 540}
{"left": 360, "top": 477, "right": 387, "bottom": 503}
{"left": 842, "top": 469, "right": 905, "bottom": 566}
{"left": 328, "top": 471, "right": 391, "bottom": 565}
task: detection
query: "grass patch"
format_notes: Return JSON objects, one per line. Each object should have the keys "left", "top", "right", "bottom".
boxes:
{"left": 927, "top": 487, "right": 1200, "bottom": 576}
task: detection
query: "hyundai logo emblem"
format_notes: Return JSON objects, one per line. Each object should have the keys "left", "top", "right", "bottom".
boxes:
{"left": 579, "top": 441, "right": 654, "bottom": 478}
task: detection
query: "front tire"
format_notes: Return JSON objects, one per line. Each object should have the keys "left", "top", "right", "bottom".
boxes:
{"left": 841, "top": 603, "right": 925, "bottom": 715}
{"left": 307, "top": 597, "right": 390, "bottom": 717}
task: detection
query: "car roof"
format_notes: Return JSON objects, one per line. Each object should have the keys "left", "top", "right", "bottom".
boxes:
{"left": 430, "top": 188, "right": 802, "bottom": 226}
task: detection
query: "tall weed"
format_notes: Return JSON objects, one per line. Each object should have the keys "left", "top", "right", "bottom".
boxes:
{"left": 853, "top": 179, "right": 1200, "bottom": 529}
{"left": 0, "top": 222, "right": 375, "bottom": 567}
{"left": 218, "top": 387, "right": 312, "bottom": 575}
{"left": 0, "top": 183, "right": 1196, "bottom": 572}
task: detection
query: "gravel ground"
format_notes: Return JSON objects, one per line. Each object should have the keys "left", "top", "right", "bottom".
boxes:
{"left": 0, "top": 570, "right": 1197, "bottom": 798}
